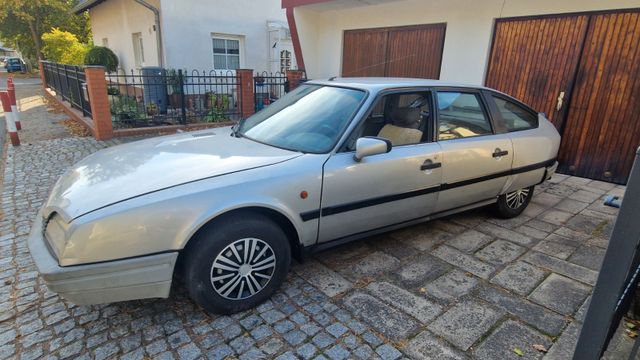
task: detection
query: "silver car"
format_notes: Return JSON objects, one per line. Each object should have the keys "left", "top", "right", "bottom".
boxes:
{"left": 29, "top": 78, "right": 560, "bottom": 314}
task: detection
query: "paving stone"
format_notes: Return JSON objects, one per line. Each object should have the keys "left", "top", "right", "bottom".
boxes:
{"left": 515, "top": 225, "right": 549, "bottom": 240}
{"left": 572, "top": 190, "right": 602, "bottom": 203}
{"left": 260, "top": 309, "right": 286, "bottom": 324}
{"left": 432, "top": 245, "right": 495, "bottom": 279}
{"left": 428, "top": 300, "right": 502, "bottom": 351}
{"left": 531, "top": 192, "right": 564, "bottom": 208}
{"left": 208, "top": 344, "right": 234, "bottom": 359}
{"left": 250, "top": 325, "right": 273, "bottom": 341}
{"left": 425, "top": 269, "right": 479, "bottom": 301}
{"left": 260, "top": 338, "right": 284, "bottom": 355}
{"left": 274, "top": 320, "right": 295, "bottom": 334}
{"left": 399, "top": 227, "right": 452, "bottom": 251}
{"left": 532, "top": 240, "right": 576, "bottom": 260}
{"left": 292, "top": 260, "right": 352, "bottom": 297}
{"left": 312, "top": 332, "right": 336, "bottom": 349}
{"left": 545, "top": 321, "right": 581, "bottom": 359}
{"left": 522, "top": 202, "right": 546, "bottom": 218}
{"left": 343, "top": 292, "right": 420, "bottom": 341}
{"left": 349, "top": 252, "right": 401, "bottom": 278}
{"left": 529, "top": 274, "right": 591, "bottom": 315}
{"left": 475, "top": 240, "right": 526, "bottom": 265}
{"left": 491, "top": 261, "right": 547, "bottom": 296}
{"left": 367, "top": 281, "right": 443, "bottom": 323}
{"left": 446, "top": 230, "right": 493, "bottom": 253}
{"left": 474, "top": 320, "right": 552, "bottom": 359}
{"left": 230, "top": 335, "right": 255, "bottom": 354}
{"left": 568, "top": 246, "right": 605, "bottom": 271}
{"left": 475, "top": 223, "right": 536, "bottom": 247}
{"left": 177, "top": 343, "right": 201, "bottom": 360}
{"left": 297, "top": 343, "right": 318, "bottom": 359}
{"left": 324, "top": 344, "right": 350, "bottom": 360}
{"left": 375, "top": 344, "right": 402, "bottom": 360}
{"left": 555, "top": 199, "right": 590, "bottom": 214}
{"left": 405, "top": 331, "right": 468, "bottom": 359}
{"left": 393, "top": 255, "right": 450, "bottom": 286}
{"left": 539, "top": 210, "right": 574, "bottom": 226}
{"left": 523, "top": 251, "right": 597, "bottom": 286}
{"left": 326, "top": 323, "right": 348, "bottom": 338}
{"left": 353, "top": 344, "right": 376, "bottom": 359}
{"left": 565, "top": 214, "right": 611, "bottom": 238}
{"left": 475, "top": 285, "right": 566, "bottom": 335}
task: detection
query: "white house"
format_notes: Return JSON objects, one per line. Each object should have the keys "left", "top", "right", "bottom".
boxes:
{"left": 74, "top": 0, "right": 297, "bottom": 73}
{"left": 283, "top": 0, "right": 640, "bottom": 184}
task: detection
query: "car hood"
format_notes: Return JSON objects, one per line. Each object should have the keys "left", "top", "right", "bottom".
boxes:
{"left": 44, "top": 127, "right": 301, "bottom": 221}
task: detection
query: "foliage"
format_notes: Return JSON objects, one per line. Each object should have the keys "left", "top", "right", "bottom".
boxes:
{"left": 204, "top": 93, "right": 230, "bottom": 122}
{"left": 84, "top": 46, "right": 119, "bottom": 73}
{"left": 42, "top": 28, "right": 89, "bottom": 64}
{"left": 0, "top": 0, "right": 91, "bottom": 62}
{"left": 110, "top": 95, "right": 146, "bottom": 124}
{"left": 166, "top": 69, "right": 183, "bottom": 94}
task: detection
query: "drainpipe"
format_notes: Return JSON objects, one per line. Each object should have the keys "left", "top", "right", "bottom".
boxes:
{"left": 133, "top": 0, "right": 164, "bottom": 67}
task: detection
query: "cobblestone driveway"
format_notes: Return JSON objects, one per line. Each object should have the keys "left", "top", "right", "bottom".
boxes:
{"left": 0, "top": 136, "right": 624, "bottom": 360}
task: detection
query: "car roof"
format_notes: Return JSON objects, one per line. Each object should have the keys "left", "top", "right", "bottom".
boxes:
{"left": 307, "top": 77, "right": 489, "bottom": 92}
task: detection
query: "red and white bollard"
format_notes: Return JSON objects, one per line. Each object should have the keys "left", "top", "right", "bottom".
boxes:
{"left": 7, "top": 78, "right": 21, "bottom": 130}
{"left": 0, "top": 91, "right": 20, "bottom": 146}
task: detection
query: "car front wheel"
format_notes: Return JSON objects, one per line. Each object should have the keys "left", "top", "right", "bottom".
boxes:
{"left": 495, "top": 186, "right": 534, "bottom": 218}
{"left": 183, "top": 212, "right": 291, "bottom": 314}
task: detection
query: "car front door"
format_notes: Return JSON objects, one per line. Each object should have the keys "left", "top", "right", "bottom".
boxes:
{"left": 317, "top": 90, "right": 443, "bottom": 243}
{"left": 433, "top": 89, "right": 513, "bottom": 213}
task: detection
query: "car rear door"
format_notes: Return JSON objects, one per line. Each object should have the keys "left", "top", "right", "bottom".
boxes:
{"left": 433, "top": 88, "right": 513, "bottom": 213}
{"left": 317, "top": 89, "right": 443, "bottom": 243}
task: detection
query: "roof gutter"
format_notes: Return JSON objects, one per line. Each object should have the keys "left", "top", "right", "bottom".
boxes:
{"left": 133, "top": 0, "right": 164, "bottom": 67}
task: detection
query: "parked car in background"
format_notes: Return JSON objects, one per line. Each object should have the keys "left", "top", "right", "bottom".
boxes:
{"left": 4, "top": 57, "right": 26, "bottom": 73}
{"left": 28, "top": 78, "right": 561, "bottom": 314}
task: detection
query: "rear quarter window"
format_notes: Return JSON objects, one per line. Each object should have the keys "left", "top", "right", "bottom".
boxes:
{"left": 492, "top": 95, "right": 538, "bottom": 132}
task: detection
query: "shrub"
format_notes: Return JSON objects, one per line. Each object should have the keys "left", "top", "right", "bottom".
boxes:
{"left": 84, "top": 46, "right": 119, "bottom": 73}
{"left": 42, "top": 28, "right": 89, "bottom": 65}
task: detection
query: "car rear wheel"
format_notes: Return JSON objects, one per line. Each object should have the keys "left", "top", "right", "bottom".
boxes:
{"left": 183, "top": 213, "right": 291, "bottom": 314}
{"left": 495, "top": 186, "right": 534, "bottom": 218}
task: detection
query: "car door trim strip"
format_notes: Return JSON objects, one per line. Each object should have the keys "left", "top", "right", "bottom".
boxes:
{"left": 300, "top": 157, "right": 556, "bottom": 221}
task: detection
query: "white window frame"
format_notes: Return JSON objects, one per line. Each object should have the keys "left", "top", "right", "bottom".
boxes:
{"left": 132, "top": 32, "right": 145, "bottom": 69}
{"left": 212, "top": 33, "right": 244, "bottom": 71}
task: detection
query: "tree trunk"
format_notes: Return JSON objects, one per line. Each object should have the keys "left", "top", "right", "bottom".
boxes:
{"left": 27, "top": 20, "right": 43, "bottom": 60}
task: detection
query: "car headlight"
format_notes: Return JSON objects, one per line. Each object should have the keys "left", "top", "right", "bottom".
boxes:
{"left": 44, "top": 213, "right": 70, "bottom": 261}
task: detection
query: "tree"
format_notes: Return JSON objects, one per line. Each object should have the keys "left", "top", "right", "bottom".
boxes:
{"left": 42, "top": 28, "right": 89, "bottom": 64}
{"left": 0, "top": 0, "right": 90, "bottom": 62}
{"left": 84, "top": 46, "right": 118, "bottom": 72}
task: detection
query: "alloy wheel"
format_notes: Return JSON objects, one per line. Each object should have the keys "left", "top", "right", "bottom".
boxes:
{"left": 505, "top": 188, "right": 530, "bottom": 209}
{"left": 210, "top": 238, "right": 276, "bottom": 300}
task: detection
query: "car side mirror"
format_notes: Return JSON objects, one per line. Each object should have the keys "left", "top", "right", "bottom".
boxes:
{"left": 353, "top": 137, "right": 392, "bottom": 162}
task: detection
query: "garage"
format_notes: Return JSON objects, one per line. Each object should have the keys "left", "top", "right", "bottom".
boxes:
{"left": 342, "top": 23, "right": 446, "bottom": 78}
{"left": 485, "top": 9, "right": 640, "bottom": 184}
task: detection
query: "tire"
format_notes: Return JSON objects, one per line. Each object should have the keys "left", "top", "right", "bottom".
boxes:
{"left": 495, "top": 186, "right": 534, "bottom": 219}
{"left": 183, "top": 212, "right": 291, "bottom": 314}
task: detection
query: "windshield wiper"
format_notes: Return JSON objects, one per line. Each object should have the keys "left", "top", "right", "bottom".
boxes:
{"left": 231, "top": 121, "right": 243, "bottom": 138}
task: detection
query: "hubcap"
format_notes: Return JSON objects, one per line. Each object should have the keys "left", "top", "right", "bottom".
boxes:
{"left": 506, "top": 188, "right": 530, "bottom": 209}
{"left": 210, "top": 238, "right": 276, "bottom": 300}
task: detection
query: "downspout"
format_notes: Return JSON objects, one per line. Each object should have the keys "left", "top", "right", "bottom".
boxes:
{"left": 133, "top": 0, "right": 164, "bottom": 67}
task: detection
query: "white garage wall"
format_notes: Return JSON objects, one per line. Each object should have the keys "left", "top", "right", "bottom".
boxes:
{"left": 89, "top": 0, "right": 160, "bottom": 72}
{"left": 294, "top": 0, "right": 640, "bottom": 83}
{"left": 159, "top": 0, "right": 288, "bottom": 72}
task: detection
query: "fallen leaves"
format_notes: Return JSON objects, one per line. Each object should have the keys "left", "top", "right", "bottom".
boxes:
{"left": 626, "top": 328, "right": 638, "bottom": 338}
{"left": 62, "top": 117, "right": 91, "bottom": 137}
{"left": 533, "top": 344, "right": 548, "bottom": 353}
{"left": 513, "top": 347, "right": 524, "bottom": 356}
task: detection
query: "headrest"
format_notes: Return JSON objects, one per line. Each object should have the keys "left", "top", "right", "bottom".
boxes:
{"left": 389, "top": 107, "right": 421, "bottom": 129}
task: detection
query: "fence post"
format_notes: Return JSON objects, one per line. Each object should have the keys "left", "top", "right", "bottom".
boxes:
{"left": 39, "top": 61, "right": 47, "bottom": 89}
{"left": 84, "top": 66, "right": 113, "bottom": 140}
{"left": 178, "top": 69, "right": 187, "bottom": 125}
{"left": 286, "top": 70, "right": 306, "bottom": 92}
{"left": 236, "top": 69, "right": 255, "bottom": 119}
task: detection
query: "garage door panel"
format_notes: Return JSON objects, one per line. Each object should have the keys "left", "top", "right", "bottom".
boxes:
{"left": 559, "top": 11, "right": 640, "bottom": 183}
{"left": 343, "top": 29, "right": 388, "bottom": 77}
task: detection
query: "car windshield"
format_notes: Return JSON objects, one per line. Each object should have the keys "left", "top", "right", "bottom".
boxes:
{"left": 238, "top": 84, "right": 366, "bottom": 153}
{"left": 8, "top": 59, "right": 19, "bottom": 64}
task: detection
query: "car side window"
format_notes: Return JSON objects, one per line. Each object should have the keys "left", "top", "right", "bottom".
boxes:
{"left": 345, "top": 92, "right": 432, "bottom": 150}
{"left": 492, "top": 95, "right": 539, "bottom": 131}
{"left": 437, "top": 91, "right": 492, "bottom": 141}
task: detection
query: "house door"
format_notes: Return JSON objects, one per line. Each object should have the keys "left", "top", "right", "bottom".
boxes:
{"left": 485, "top": 9, "right": 640, "bottom": 184}
{"left": 342, "top": 23, "right": 446, "bottom": 78}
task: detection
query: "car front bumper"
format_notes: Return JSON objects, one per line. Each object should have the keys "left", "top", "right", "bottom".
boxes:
{"left": 28, "top": 211, "right": 178, "bottom": 305}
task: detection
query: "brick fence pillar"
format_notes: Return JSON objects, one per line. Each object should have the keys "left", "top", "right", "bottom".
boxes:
{"left": 84, "top": 66, "right": 113, "bottom": 140}
{"left": 38, "top": 61, "right": 46, "bottom": 89}
{"left": 286, "top": 69, "right": 306, "bottom": 92}
{"left": 236, "top": 69, "right": 255, "bottom": 119}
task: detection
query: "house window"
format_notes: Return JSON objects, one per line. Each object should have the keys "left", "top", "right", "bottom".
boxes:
{"left": 212, "top": 36, "right": 241, "bottom": 70}
{"left": 102, "top": 38, "right": 109, "bottom": 47}
{"left": 132, "top": 32, "right": 145, "bottom": 68}
{"left": 280, "top": 50, "right": 291, "bottom": 73}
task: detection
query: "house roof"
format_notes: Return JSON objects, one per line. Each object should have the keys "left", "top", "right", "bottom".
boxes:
{"left": 72, "top": 0, "right": 107, "bottom": 14}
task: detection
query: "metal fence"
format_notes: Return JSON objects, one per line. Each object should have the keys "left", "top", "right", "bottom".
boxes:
{"left": 254, "top": 71, "right": 288, "bottom": 112}
{"left": 106, "top": 68, "right": 242, "bottom": 129}
{"left": 41, "top": 61, "right": 91, "bottom": 117}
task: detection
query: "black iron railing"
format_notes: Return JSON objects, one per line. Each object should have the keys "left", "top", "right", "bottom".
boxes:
{"left": 254, "top": 71, "right": 288, "bottom": 112}
{"left": 106, "top": 68, "right": 242, "bottom": 129}
{"left": 42, "top": 61, "right": 91, "bottom": 117}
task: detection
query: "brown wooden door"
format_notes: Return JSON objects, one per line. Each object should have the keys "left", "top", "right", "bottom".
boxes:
{"left": 485, "top": 15, "right": 589, "bottom": 128}
{"left": 342, "top": 24, "right": 446, "bottom": 78}
{"left": 486, "top": 9, "right": 640, "bottom": 183}
{"left": 558, "top": 11, "right": 640, "bottom": 183}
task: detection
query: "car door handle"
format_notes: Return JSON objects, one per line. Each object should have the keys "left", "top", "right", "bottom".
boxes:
{"left": 492, "top": 149, "right": 509, "bottom": 158}
{"left": 421, "top": 160, "right": 442, "bottom": 170}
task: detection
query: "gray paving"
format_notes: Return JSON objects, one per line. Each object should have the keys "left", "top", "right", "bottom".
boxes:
{"left": 0, "top": 92, "right": 628, "bottom": 358}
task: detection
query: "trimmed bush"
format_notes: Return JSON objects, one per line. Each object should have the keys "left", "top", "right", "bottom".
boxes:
{"left": 42, "top": 28, "right": 89, "bottom": 65}
{"left": 84, "top": 46, "right": 119, "bottom": 72}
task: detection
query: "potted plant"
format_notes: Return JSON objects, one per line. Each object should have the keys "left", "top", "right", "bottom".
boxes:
{"left": 167, "top": 69, "right": 183, "bottom": 108}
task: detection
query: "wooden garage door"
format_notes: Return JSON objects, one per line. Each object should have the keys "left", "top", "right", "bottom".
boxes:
{"left": 342, "top": 24, "right": 446, "bottom": 78}
{"left": 486, "top": 9, "right": 640, "bottom": 183}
